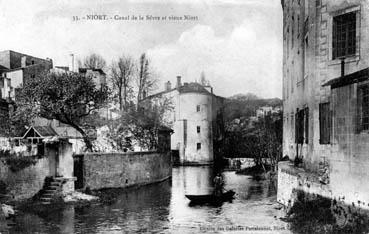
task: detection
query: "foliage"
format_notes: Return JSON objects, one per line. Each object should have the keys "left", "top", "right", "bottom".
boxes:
{"left": 136, "top": 53, "right": 157, "bottom": 106}
{"left": 224, "top": 94, "right": 282, "bottom": 121}
{"left": 109, "top": 97, "right": 173, "bottom": 151}
{"left": 0, "top": 149, "right": 38, "bottom": 173}
{"left": 200, "top": 71, "right": 210, "bottom": 86}
{"left": 79, "top": 53, "right": 106, "bottom": 69}
{"left": 15, "top": 71, "right": 110, "bottom": 151}
{"left": 110, "top": 55, "right": 135, "bottom": 111}
{"left": 0, "top": 180, "right": 7, "bottom": 195}
{"left": 0, "top": 102, "right": 28, "bottom": 138}
{"left": 224, "top": 110, "right": 282, "bottom": 170}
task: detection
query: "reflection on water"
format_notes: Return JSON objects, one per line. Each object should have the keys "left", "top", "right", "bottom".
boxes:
{"left": 7, "top": 166, "right": 291, "bottom": 233}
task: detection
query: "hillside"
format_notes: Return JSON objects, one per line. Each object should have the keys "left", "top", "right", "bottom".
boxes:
{"left": 225, "top": 93, "right": 282, "bottom": 121}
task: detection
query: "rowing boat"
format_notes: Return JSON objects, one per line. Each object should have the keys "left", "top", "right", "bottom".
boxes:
{"left": 185, "top": 190, "right": 235, "bottom": 204}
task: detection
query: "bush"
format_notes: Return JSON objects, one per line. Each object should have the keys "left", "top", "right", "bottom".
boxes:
{"left": 0, "top": 149, "right": 39, "bottom": 172}
{"left": 5, "top": 156, "right": 38, "bottom": 172}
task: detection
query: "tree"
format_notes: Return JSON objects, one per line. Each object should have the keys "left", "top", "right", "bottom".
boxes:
{"left": 110, "top": 55, "right": 135, "bottom": 111}
{"left": 79, "top": 53, "right": 106, "bottom": 69}
{"left": 200, "top": 71, "right": 210, "bottom": 86}
{"left": 115, "top": 96, "right": 173, "bottom": 150}
{"left": 136, "top": 53, "right": 157, "bottom": 108}
{"left": 15, "top": 71, "right": 110, "bottom": 151}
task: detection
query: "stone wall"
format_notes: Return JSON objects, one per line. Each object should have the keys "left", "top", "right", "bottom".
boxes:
{"left": 83, "top": 151, "right": 172, "bottom": 190}
{"left": 0, "top": 157, "right": 49, "bottom": 201}
{"left": 282, "top": 0, "right": 369, "bottom": 171}
{"left": 278, "top": 162, "right": 332, "bottom": 207}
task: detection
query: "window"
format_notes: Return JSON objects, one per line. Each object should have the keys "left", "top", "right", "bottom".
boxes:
{"left": 295, "top": 107, "right": 309, "bottom": 144}
{"left": 291, "top": 17, "right": 294, "bottom": 48}
{"left": 332, "top": 12, "right": 356, "bottom": 59}
{"left": 197, "top": 143, "right": 201, "bottom": 150}
{"left": 197, "top": 126, "right": 200, "bottom": 133}
{"left": 358, "top": 85, "right": 369, "bottom": 131}
{"left": 286, "top": 26, "right": 290, "bottom": 57}
{"left": 291, "top": 113, "right": 294, "bottom": 139}
{"left": 31, "top": 60, "right": 35, "bottom": 65}
{"left": 297, "top": 15, "right": 300, "bottom": 37}
{"left": 319, "top": 103, "right": 331, "bottom": 144}
{"left": 286, "top": 69, "right": 289, "bottom": 98}
{"left": 304, "top": 35, "right": 309, "bottom": 77}
{"left": 183, "top": 119, "right": 187, "bottom": 146}
{"left": 304, "top": 107, "right": 309, "bottom": 143}
{"left": 196, "top": 105, "right": 200, "bottom": 112}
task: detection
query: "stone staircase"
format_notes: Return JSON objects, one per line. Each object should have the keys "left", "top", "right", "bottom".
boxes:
{"left": 39, "top": 176, "right": 65, "bottom": 205}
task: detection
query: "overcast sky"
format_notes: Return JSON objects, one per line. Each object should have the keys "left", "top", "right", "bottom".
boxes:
{"left": 0, "top": 0, "right": 282, "bottom": 98}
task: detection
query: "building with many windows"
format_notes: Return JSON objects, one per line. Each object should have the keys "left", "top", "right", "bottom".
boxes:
{"left": 145, "top": 76, "right": 224, "bottom": 165}
{"left": 279, "top": 0, "right": 369, "bottom": 212}
{"left": 0, "top": 50, "right": 53, "bottom": 101}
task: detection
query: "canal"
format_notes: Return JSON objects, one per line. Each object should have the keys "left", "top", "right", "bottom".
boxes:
{"left": 8, "top": 166, "right": 291, "bottom": 233}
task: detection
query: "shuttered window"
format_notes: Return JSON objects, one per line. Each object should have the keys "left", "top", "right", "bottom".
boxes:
{"left": 358, "top": 85, "right": 369, "bottom": 132}
{"left": 183, "top": 119, "right": 187, "bottom": 146}
{"left": 304, "top": 107, "right": 309, "bottom": 143}
{"left": 319, "top": 103, "right": 331, "bottom": 144}
{"left": 295, "top": 107, "right": 309, "bottom": 144}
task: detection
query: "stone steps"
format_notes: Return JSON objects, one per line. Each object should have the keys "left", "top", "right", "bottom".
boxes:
{"left": 38, "top": 176, "right": 65, "bottom": 204}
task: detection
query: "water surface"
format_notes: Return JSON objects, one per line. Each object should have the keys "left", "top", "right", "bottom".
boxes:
{"left": 8, "top": 166, "right": 291, "bottom": 233}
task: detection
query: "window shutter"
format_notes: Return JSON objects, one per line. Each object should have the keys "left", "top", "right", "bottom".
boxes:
{"left": 305, "top": 107, "right": 309, "bottom": 143}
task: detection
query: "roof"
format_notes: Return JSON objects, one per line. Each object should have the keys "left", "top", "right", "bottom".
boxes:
{"left": 323, "top": 68, "right": 369, "bottom": 89}
{"left": 158, "top": 126, "right": 174, "bottom": 133}
{"left": 177, "top": 82, "right": 211, "bottom": 94}
{"left": 79, "top": 68, "right": 106, "bottom": 75}
{"left": 144, "top": 82, "right": 224, "bottom": 101}
{"left": 22, "top": 126, "right": 59, "bottom": 138}
{"left": 0, "top": 64, "right": 9, "bottom": 72}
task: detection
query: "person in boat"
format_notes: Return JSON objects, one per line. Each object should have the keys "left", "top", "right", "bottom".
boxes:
{"left": 213, "top": 173, "right": 224, "bottom": 196}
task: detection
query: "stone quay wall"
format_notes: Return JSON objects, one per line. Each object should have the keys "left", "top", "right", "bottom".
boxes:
{"left": 0, "top": 157, "right": 49, "bottom": 201}
{"left": 277, "top": 161, "right": 332, "bottom": 208}
{"left": 83, "top": 151, "right": 172, "bottom": 190}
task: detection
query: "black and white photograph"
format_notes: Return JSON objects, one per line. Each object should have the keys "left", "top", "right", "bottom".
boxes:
{"left": 0, "top": 0, "right": 369, "bottom": 233}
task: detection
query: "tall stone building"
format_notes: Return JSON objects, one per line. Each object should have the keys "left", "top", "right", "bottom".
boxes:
{"left": 0, "top": 50, "right": 53, "bottom": 100}
{"left": 279, "top": 0, "right": 369, "bottom": 212}
{"left": 0, "top": 51, "right": 53, "bottom": 148}
{"left": 146, "top": 76, "right": 224, "bottom": 165}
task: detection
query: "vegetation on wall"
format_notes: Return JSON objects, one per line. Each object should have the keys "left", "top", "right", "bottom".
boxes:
{"left": 0, "top": 149, "right": 40, "bottom": 173}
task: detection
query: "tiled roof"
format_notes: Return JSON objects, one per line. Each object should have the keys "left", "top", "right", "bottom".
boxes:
{"left": 177, "top": 82, "right": 211, "bottom": 94}
{"left": 22, "top": 126, "right": 59, "bottom": 138}
{"left": 33, "top": 126, "right": 59, "bottom": 137}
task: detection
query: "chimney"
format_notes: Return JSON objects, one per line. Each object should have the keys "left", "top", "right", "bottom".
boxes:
{"left": 165, "top": 81, "right": 172, "bottom": 91}
{"left": 21, "top": 56, "right": 27, "bottom": 68}
{"left": 69, "top": 54, "right": 75, "bottom": 72}
{"left": 176, "top": 76, "right": 182, "bottom": 87}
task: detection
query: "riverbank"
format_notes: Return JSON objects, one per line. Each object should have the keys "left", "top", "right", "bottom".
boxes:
{"left": 282, "top": 190, "right": 369, "bottom": 233}
{"left": 236, "top": 164, "right": 271, "bottom": 175}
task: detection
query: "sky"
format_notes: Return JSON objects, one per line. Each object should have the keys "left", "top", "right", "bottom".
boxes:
{"left": 0, "top": 0, "right": 283, "bottom": 98}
